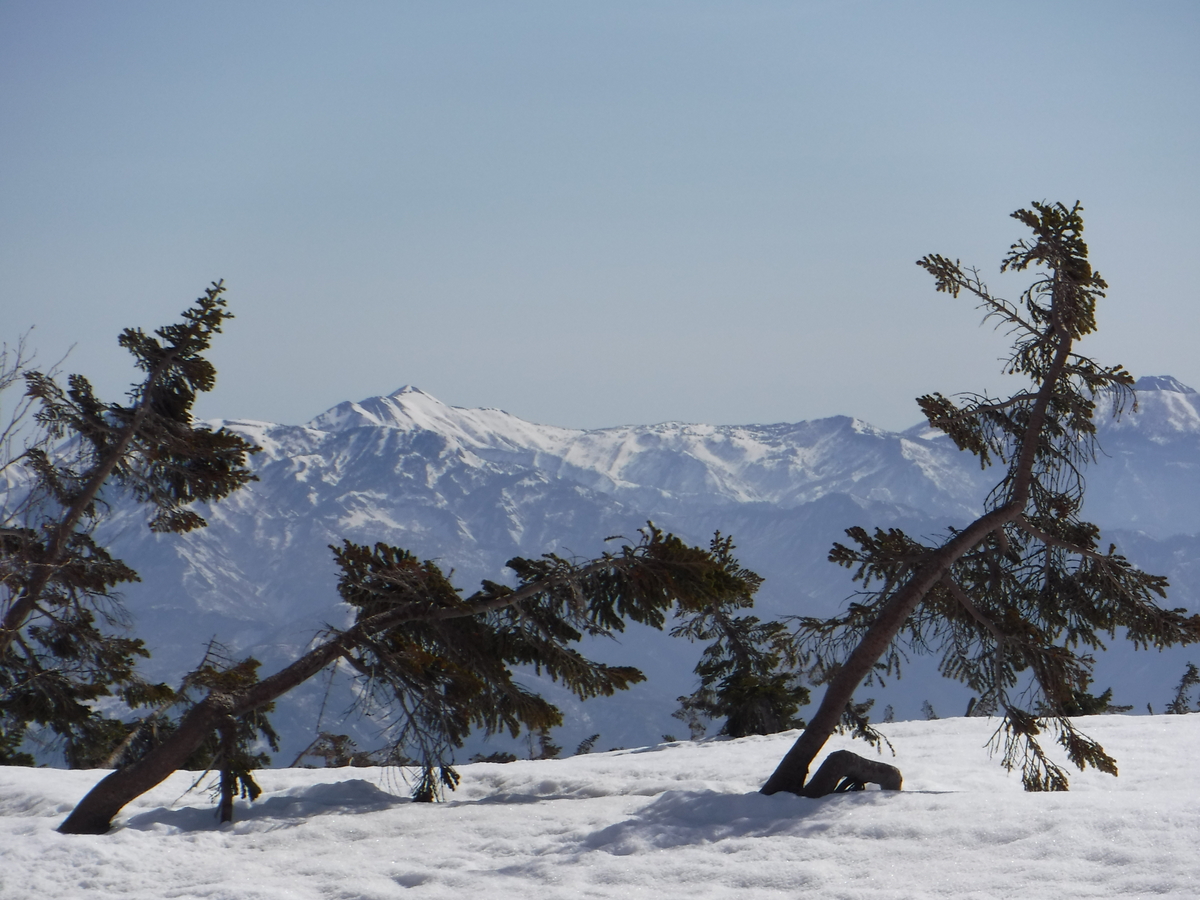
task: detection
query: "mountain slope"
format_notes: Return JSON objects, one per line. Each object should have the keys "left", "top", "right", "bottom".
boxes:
{"left": 97, "top": 376, "right": 1200, "bottom": 759}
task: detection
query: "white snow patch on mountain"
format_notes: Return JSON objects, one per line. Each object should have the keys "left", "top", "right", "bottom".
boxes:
{"left": 1097, "top": 376, "right": 1200, "bottom": 440}
{"left": 87, "top": 377, "right": 1200, "bottom": 763}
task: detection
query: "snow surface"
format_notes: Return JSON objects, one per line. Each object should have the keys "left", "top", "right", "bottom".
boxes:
{"left": 4, "top": 715, "right": 1199, "bottom": 899}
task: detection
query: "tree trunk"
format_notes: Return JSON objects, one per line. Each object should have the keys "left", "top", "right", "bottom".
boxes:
{"left": 57, "top": 636, "right": 348, "bottom": 834}
{"left": 802, "top": 750, "right": 902, "bottom": 797}
{"left": 760, "top": 503, "right": 1019, "bottom": 796}
{"left": 217, "top": 717, "right": 237, "bottom": 825}
{"left": 57, "top": 695, "right": 229, "bottom": 834}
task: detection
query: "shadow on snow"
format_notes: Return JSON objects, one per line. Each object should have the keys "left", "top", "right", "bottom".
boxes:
{"left": 120, "top": 778, "right": 406, "bottom": 832}
{"left": 581, "top": 789, "right": 903, "bottom": 855}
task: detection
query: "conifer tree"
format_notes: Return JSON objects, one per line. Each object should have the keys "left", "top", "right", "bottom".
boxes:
{"left": 1165, "top": 663, "right": 1200, "bottom": 714}
{"left": 59, "top": 525, "right": 765, "bottom": 833}
{"left": 672, "top": 535, "right": 808, "bottom": 738}
{"left": 761, "top": 203, "right": 1200, "bottom": 798}
{"left": 0, "top": 283, "right": 258, "bottom": 765}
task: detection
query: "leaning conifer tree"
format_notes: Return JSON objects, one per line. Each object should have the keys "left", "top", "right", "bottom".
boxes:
{"left": 59, "top": 525, "right": 764, "bottom": 834}
{"left": 761, "top": 202, "right": 1200, "bottom": 798}
{"left": 0, "top": 282, "right": 258, "bottom": 766}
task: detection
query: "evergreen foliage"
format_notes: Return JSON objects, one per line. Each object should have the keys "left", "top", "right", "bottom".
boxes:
{"left": 171, "top": 643, "right": 280, "bottom": 823}
{"left": 528, "top": 728, "right": 562, "bottom": 761}
{"left": 762, "top": 203, "right": 1200, "bottom": 798}
{"left": 291, "top": 733, "right": 396, "bottom": 767}
{"left": 672, "top": 535, "right": 808, "bottom": 738}
{"left": 0, "top": 283, "right": 258, "bottom": 766}
{"left": 574, "top": 733, "right": 601, "bottom": 755}
{"left": 467, "top": 750, "right": 519, "bottom": 764}
{"left": 1055, "top": 682, "right": 1132, "bottom": 716}
{"left": 1165, "top": 662, "right": 1200, "bottom": 714}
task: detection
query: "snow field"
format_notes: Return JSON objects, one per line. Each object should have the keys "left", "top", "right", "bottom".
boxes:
{"left": 2, "top": 715, "right": 1198, "bottom": 899}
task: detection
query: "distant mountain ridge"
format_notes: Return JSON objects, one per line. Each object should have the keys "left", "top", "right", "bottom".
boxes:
{"left": 98, "top": 376, "right": 1200, "bottom": 760}
{"left": 306, "top": 384, "right": 991, "bottom": 516}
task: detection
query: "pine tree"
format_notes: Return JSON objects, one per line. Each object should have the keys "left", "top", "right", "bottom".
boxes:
{"left": 59, "top": 525, "right": 767, "bottom": 833}
{"left": 1055, "top": 680, "right": 1132, "bottom": 716}
{"left": 1165, "top": 663, "right": 1200, "bottom": 714}
{"left": 573, "top": 733, "right": 601, "bottom": 755}
{"left": 672, "top": 534, "right": 808, "bottom": 738}
{"left": 0, "top": 283, "right": 258, "bottom": 766}
{"left": 762, "top": 203, "right": 1200, "bottom": 798}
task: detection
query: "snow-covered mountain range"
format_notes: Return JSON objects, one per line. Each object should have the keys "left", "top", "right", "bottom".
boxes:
{"left": 101, "top": 376, "right": 1200, "bottom": 761}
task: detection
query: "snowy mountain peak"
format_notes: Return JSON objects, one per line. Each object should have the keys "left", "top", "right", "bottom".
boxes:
{"left": 1097, "top": 374, "right": 1200, "bottom": 439}
{"left": 387, "top": 384, "right": 431, "bottom": 399}
{"left": 1134, "top": 375, "right": 1196, "bottom": 394}
{"left": 306, "top": 387, "right": 580, "bottom": 454}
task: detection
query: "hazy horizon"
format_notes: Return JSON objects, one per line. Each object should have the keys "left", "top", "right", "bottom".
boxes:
{"left": 3, "top": 1, "right": 1197, "bottom": 432}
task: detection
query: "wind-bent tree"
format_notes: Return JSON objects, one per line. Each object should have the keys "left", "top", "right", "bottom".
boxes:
{"left": 0, "top": 283, "right": 258, "bottom": 765}
{"left": 59, "top": 526, "right": 764, "bottom": 833}
{"left": 762, "top": 202, "right": 1200, "bottom": 798}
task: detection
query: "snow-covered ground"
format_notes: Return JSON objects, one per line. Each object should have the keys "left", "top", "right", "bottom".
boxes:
{"left": 3, "top": 715, "right": 1198, "bottom": 899}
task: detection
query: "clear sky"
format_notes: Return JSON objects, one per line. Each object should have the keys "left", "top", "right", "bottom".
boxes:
{"left": 2, "top": 1, "right": 1197, "bottom": 432}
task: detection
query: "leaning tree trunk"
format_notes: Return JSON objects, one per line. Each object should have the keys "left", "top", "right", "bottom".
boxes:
{"left": 59, "top": 631, "right": 349, "bottom": 833}
{"left": 57, "top": 695, "right": 232, "bottom": 834}
{"left": 762, "top": 318, "right": 1073, "bottom": 798}
{"left": 217, "top": 717, "right": 238, "bottom": 825}
{"left": 760, "top": 503, "right": 1020, "bottom": 797}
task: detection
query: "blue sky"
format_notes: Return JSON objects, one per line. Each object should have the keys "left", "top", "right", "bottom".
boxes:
{"left": 2, "top": 1, "right": 1197, "bottom": 431}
